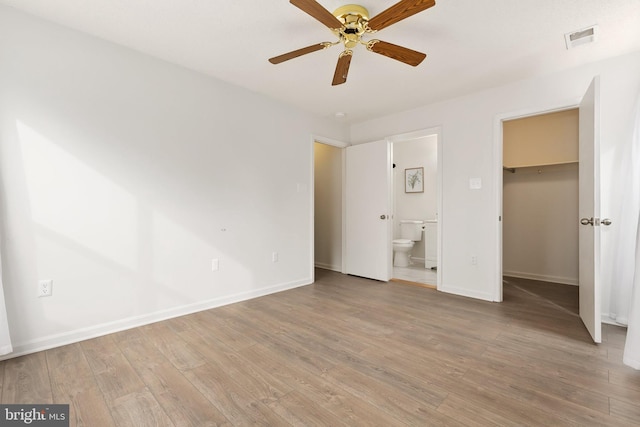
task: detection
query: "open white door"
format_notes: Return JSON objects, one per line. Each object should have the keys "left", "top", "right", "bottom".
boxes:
{"left": 578, "top": 76, "right": 602, "bottom": 343}
{"left": 345, "top": 140, "right": 392, "bottom": 281}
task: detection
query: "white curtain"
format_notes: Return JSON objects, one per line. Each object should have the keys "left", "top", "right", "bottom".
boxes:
{"left": 0, "top": 239, "right": 12, "bottom": 356}
{"left": 623, "top": 91, "right": 640, "bottom": 370}
{"left": 611, "top": 90, "right": 640, "bottom": 324}
{"left": 624, "top": 217, "right": 640, "bottom": 369}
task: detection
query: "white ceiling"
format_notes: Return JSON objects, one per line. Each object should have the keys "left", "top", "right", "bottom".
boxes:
{"left": 2, "top": 0, "right": 640, "bottom": 123}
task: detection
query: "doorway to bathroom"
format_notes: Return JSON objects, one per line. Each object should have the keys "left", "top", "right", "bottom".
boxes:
{"left": 389, "top": 129, "right": 442, "bottom": 288}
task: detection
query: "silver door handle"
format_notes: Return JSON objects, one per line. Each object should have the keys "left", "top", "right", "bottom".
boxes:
{"left": 581, "top": 217, "right": 612, "bottom": 226}
{"left": 580, "top": 217, "right": 594, "bottom": 226}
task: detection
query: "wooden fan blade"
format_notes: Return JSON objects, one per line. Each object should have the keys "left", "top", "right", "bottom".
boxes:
{"left": 332, "top": 51, "right": 352, "bottom": 86}
{"left": 367, "top": 40, "right": 426, "bottom": 66}
{"left": 269, "top": 43, "right": 329, "bottom": 64}
{"left": 290, "top": 0, "right": 343, "bottom": 29}
{"left": 368, "top": 0, "right": 436, "bottom": 31}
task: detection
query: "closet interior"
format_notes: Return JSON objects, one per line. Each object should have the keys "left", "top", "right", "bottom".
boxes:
{"left": 502, "top": 109, "right": 579, "bottom": 286}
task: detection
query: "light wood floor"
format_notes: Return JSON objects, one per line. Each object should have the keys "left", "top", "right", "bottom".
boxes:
{"left": 1, "top": 269, "right": 639, "bottom": 426}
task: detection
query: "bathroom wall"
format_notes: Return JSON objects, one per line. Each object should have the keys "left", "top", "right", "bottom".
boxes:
{"left": 393, "top": 135, "right": 438, "bottom": 259}
{"left": 314, "top": 143, "right": 343, "bottom": 271}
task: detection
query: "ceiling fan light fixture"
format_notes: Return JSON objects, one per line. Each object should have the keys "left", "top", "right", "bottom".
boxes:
{"left": 332, "top": 4, "right": 370, "bottom": 28}
{"left": 270, "top": 1, "right": 436, "bottom": 85}
{"left": 332, "top": 5, "right": 370, "bottom": 48}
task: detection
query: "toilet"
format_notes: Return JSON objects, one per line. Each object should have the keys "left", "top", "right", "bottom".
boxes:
{"left": 393, "top": 220, "right": 424, "bottom": 267}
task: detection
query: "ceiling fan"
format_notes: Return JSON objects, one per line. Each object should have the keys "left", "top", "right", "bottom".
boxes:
{"left": 269, "top": 0, "right": 436, "bottom": 85}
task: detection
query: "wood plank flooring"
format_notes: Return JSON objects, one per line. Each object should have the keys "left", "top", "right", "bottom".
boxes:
{"left": 1, "top": 269, "right": 639, "bottom": 426}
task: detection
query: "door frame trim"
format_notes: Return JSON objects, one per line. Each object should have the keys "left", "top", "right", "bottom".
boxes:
{"left": 492, "top": 100, "right": 581, "bottom": 302}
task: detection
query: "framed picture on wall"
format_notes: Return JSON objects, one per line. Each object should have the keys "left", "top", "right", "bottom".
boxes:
{"left": 405, "top": 167, "right": 424, "bottom": 193}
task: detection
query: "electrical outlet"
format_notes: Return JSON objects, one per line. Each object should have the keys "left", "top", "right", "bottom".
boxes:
{"left": 38, "top": 279, "right": 53, "bottom": 297}
{"left": 471, "top": 256, "right": 478, "bottom": 265}
{"left": 272, "top": 252, "right": 279, "bottom": 263}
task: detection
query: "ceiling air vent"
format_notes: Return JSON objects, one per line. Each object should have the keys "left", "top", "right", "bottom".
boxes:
{"left": 564, "top": 25, "right": 599, "bottom": 49}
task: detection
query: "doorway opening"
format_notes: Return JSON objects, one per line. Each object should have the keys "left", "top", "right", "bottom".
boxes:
{"left": 502, "top": 109, "right": 580, "bottom": 314}
{"left": 496, "top": 78, "right": 601, "bottom": 343}
{"left": 317, "top": 127, "right": 442, "bottom": 288}
{"left": 313, "top": 140, "right": 346, "bottom": 274}
{"left": 388, "top": 129, "right": 442, "bottom": 289}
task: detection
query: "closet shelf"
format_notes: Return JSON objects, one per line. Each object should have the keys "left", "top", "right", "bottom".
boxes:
{"left": 503, "top": 160, "right": 578, "bottom": 173}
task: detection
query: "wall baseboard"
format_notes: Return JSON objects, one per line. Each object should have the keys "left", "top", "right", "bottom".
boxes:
{"left": 314, "top": 262, "right": 342, "bottom": 272}
{"left": 1, "top": 278, "right": 311, "bottom": 361}
{"left": 503, "top": 271, "right": 578, "bottom": 286}
{"left": 439, "top": 284, "right": 495, "bottom": 302}
{"left": 602, "top": 314, "right": 628, "bottom": 327}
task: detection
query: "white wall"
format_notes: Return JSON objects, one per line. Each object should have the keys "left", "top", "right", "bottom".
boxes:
{"left": 503, "top": 164, "right": 579, "bottom": 285}
{"left": 0, "top": 6, "right": 348, "bottom": 358}
{"left": 393, "top": 136, "right": 437, "bottom": 259}
{"left": 351, "top": 51, "right": 640, "bottom": 306}
{"left": 314, "top": 143, "right": 342, "bottom": 271}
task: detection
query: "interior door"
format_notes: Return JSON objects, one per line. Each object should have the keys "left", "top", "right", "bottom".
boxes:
{"left": 578, "top": 76, "right": 602, "bottom": 343}
{"left": 345, "top": 140, "right": 392, "bottom": 281}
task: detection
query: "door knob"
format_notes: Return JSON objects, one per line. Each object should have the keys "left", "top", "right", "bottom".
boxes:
{"left": 601, "top": 218, "right": 612, "bottom": 226}
{"left": 380, "top": 214, "right": 387, "bottom": 220}
{"left": 580, "top": 217, "right": 594, "bottom": 226}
